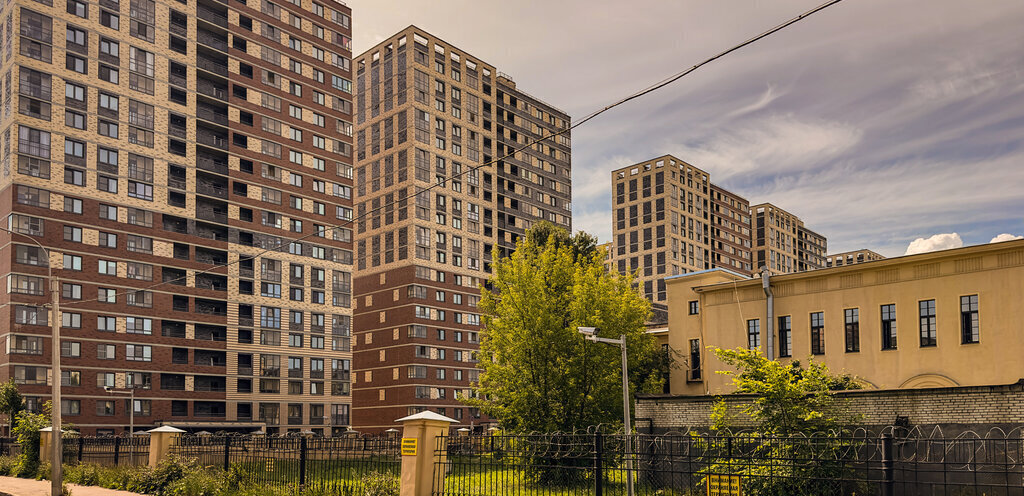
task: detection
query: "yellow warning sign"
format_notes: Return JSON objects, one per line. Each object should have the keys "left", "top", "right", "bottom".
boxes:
{"left": 707, "top": 474, "right": 742, "bottom": 496}
{"left": 401, "top": 437, "right": 417, "bottom": 456}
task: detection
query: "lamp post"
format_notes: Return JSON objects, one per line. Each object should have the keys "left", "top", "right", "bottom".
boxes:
{"left": 0, "top": 226, "right": 61, "bottom": 496}
{"left": 578, "top": 327, "right": 634, "bottom": 496}
{"left": 103, "top": 386, "right": 136, "bottom": 436}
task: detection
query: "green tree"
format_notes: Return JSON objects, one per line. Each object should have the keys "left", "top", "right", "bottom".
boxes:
{"left": 13, "top": 401, "right": 50, "bottom": 478}
{"left": 0, "top": 379, "right": 23, "bottom": 435}
{"left": 471, "top": 222, "right": 660, "bottom": 433}
{"left": 711, "top": 347, "right": 863, "bottom": 435}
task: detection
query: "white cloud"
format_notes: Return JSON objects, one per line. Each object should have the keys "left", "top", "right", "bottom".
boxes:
{"left": 990, "top": 233, "right": 1023, "bottom": 243}
{"left": 672, "top": 114, "right": 863, "bottom": 181}
{"left": 904, "top": 233, "right": 963, "bottom": 255}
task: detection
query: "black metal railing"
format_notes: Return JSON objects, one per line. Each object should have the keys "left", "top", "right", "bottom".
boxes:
{"left": 433, "top": 431, "right": 1024, "bottom": 496}
{"left": 63, "top": 435, "right": 150, "bottom": 467}
{"left": 171, "top": 435, "right": 400, "bottom": 492}
{"left": 0, "top": 437, "right": 20, "bottom": 456}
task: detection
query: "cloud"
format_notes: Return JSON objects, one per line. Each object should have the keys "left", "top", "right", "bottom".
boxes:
{"left": 904, "top": 233, "right": 963, "bottom": 255}
{"left": 672, "top": 114, "right": 864, "bottom": 181}
{"left": 990, "top": 233, "right": 1023, "bottom": 243}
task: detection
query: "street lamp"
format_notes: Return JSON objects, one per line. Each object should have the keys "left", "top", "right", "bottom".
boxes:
{"left": 578, "top": 327, "right": 634, "bottom": 496}
{"left": 103, "top": 386, "right": 136, "bottom": 436}
{"left": 0, "top": 226, "right": 62, "bottom": 496}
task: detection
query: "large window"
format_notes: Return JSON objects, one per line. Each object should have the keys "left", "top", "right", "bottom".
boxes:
{"left": 746, "top": 319, "right": 760, "bottom": 351}
{"left": 778, "top": 316, "right": 792, "bottom": 357}
{"left": 810, "top": 312, "right": 825, "bottom": 355}
{"left": 881, "top": 304, "right": 897, "bottom": 350}
{"left": 960, "top": 295, "right": 979, "bottom": 344}
{"left": 919, "top": 300, "right": 937, "bottom": 347}
{"left": 688, "top": 339, "right": 701, "bottom": 381}
{"left": 844, "top": 308, "right": 859, "bottom": 353}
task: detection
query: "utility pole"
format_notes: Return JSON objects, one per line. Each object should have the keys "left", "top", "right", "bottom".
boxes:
{"left": 50, "top": 278, "right": 62, "bottom": 496}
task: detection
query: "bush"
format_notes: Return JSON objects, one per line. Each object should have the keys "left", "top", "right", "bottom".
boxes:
{"left": 359, "top": 471, "right": 400, "bottom": 496}
{"left": 0, "top": 455, "right": 17, "bottom": 476}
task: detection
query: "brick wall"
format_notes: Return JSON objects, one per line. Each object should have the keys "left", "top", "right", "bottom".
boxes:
{"left": 636, "top": 381, "right": 1024, "bottom": 430}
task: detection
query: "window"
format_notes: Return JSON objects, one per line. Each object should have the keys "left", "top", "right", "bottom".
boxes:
{"left": 126, "top": 344, "right": 152, "bottom": 361}
{"left": 64, "top": 226, "right": 82, "bottom": 242}
{"left": 98, "top": 119, "right": 118, "bottom": 138}
{"left": 98, "top": 288, "right": 116, "bottom": 303}
{"left": 844, "top": 308, "right": 860, "bottom": 352}
{"left": 778, "top": 316, "right": 792, "bottom": 357}
{"left": 101, "top": 10, "right": 119, "bottom": 30}
{"left": 126, "top": 317, "right": 152, "bottom": 334}
{"left": 881, "top": 304, "right": 897, "bottom": 350}
{"left": 810, "top": 312, "right": 825, "bottom": 355}
{"left": 65, "top": 53, "right": 87, "bottom": 73}
{"left": 97, "top": 344, "right": 115, "bottom": 359}
{"left": 746, "top": 319, "right": 760, "bottom": 350}
{"left": 99, "top": 64, "right": 119, "bottom": 84}
{"left": 97, "top": 316, "right": 116, "bottom": 332}
{"left": 919, "top": 300, "right": 936, "bottom": 347}
{"left": 62, "top": 312, "right": 81, "bottom": 328}
{"left": 65, "top": 110, "right": 86, "bottom": 129}
{"left": 688, "top": 300, "right": 699, "bottom": 315}
{"left": 688, "top": 339, "right": 702, "bottom": 380}
{"left": 63, "top": 254, "right": 82, "bottom": 271}
{"left": 61, "top": 341, "right": 81, "bottom": 358}
{"left": 67, "top": 0, "right": 88, "bottom": 18}
{"left": 960, "top": 295, "right": 979, "bottom": 344}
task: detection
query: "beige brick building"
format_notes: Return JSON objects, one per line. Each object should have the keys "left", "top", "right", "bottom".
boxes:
{"left": 1, "top": 0, "right": 355, "bottom": 434}
{"left": 350, "top": 27, "right": 571, "bottom": 432}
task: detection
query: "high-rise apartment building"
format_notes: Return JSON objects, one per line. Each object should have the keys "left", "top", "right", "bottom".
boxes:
{"left": 351, "top": 27, "right": 571, "bottom": 432}
{"left": 610, "top": 155, "right": 711, "bottom": 316}
{"left": 826, "top": 249, "right": 884, "bottom": 268}
{"left": 709, "top": 185, "right": 753, "bottom": 276}
{"left": 797, "top": 225, "right": 827, "bottom": 271}
{"left": 752, "top": 203, "right": 827, "bottom": 275}
{"left": 1, "top": 0, "right": 355, "bottom": 435}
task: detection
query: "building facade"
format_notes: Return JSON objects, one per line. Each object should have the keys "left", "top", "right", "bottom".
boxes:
{"left": 709, "top": 185, "right": 753, "bottom": 276}
{"left": 827, "top": 248, "right": 885, "bottom": 268}
{"left": 350, "top": 27, "right": 570, "bottom": 432}
{"left": 610, "top": 155, "right": 711, "bottom": 311}
{"left": 796, "top": 225, "right": 827, "bottom": 271}
{"left": 752, "top": 203, "right": 826, "bottom": 275}
{"left": 1, "top": 0, "right": 356, "bottom": 434}
{"left": 666, "top": 239, "right": 1024, "bottom": 395}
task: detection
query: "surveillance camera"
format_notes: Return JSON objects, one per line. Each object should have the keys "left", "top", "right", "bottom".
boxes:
{"left": 577, "top": 327, "right": 597, "bottom": 337}
{"left": 104, "top": 386, "right": 112, "bottom": 393}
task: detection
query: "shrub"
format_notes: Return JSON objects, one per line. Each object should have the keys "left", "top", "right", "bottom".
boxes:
{"left": 359, "top": 471, "right": 400, "bottom": 496}
{"left": 0, "top": 455, "right": 17, "bottom": 476}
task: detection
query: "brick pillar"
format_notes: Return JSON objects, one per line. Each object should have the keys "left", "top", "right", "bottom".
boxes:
{"left": 397, "top": 411, "right": 456, "bottom": 496}
{"left": 147, "top": 426, "right": 186, "bottom": 468}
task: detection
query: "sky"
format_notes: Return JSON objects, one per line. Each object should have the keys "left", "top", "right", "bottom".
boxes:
{"left": 349, "top": 0, "right": 1024, "bottom": 257}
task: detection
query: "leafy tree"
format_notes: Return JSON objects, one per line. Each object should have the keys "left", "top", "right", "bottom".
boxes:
{"left": 0, "top": 379, "right": 23, "bottom": 435}
{"left": 470, "top": 222, "right": 660, "bottom": 433}
{"left": 13, "top": 401, "right": 51, "bottom": 478}
{"left": 711, "top": 347, "right": 863, "bottom": 435}
{"left": 706, "top": 349, "right": 867, "bottom": 495}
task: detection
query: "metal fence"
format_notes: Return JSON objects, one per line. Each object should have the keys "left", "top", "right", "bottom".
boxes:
{"left": 0, "top": 437, "right": 20, "bottom": 457}
{"left": 434, "top": 431, "right": 1024, "bottom": 496}
{"left": 63, "top": 436, "right": 150, "bottom": 467}
{"left": 172, "top": 434, "right": 401, "bottom": 493}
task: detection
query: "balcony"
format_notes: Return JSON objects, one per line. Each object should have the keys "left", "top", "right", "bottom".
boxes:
{"left": 195, "top": 247, "right": 228, "bottom": 265}
{"left": 197, "top": 180, "right": 228, "bottom": 199}
{"left": 197, "top": 79, "right": 227, "bottom": 100}
{"left": 195, "top": 299, "right": 227, "bottom": 316}
{"left": 197, "top": 154, "right": 228, "bottom": 175}
{"left": 170, "top": 20, "right": 187, "bottom": 37}
{"left": 198, "top": 29, "right": 228, "bottom": 52}
{"left": 196, "top": 273, "right": 227, "bottom": 292}
{"left": 164, "top": 216, "right": 189, "bottom": 234}
{"left": 167, "top": 176, "right": 186, "bottom": 190}
{"left": 197, "top": 206, "right": 227, "bottom": 225}
{"left": 197, "top": 54, "right": 228, "bottom": 77}
{"left": 237, "top": 316, "right": 254, "bottom": 327}
{"left": 196, "top": 103, "right": 228, "bottom": 126}
{"left": 237, "top": 366, "right": 252, "bottom": 376}
{"left": 197, "top": 4, "right": 228, "bottom": 28}
{"left": 196, "top": 129, "right": 228, "bottom": 150}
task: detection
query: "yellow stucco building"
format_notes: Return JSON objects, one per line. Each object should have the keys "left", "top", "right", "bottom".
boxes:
{"left": 667, "top": 238, "right": 1024, "bottom": 395}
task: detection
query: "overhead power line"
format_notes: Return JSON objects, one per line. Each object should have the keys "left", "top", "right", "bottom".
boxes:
{"left": 59, "top": 0, "right": 848, "bottom": 307}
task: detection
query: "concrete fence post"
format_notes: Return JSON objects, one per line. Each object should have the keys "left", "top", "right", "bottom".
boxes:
{"left": 147, "top": 426, "right": 186, "bottom": 468}
{"left": 396, "top": 411, "right": 457, "bottom": 496}
{"left": 39, "top": 427, "right": 53, "bottom": 464}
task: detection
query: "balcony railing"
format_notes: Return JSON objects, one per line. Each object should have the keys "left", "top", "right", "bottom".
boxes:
{"left": 197, "top": 181, "right": 227, "bottom": 198}
{"left": 331, "top": 415, "right": 350, "bottom": 426}
{"left": 196, "top": 130, "right": 228, "bottom": 150}
{"left": 237, "top": 316, "right": 254, "bottom": 327}
{"left": 196, "top": 5, "right": 228, "bottom": 27}
{"left": 197, "top": 155, "right": 228, "bottom": 175}
{"left": 198, "top": 30, "right": 228, "bottom": 52}
{"left": 169, "top": 124, "right": 187, "bottom": 139}
{"left": 196, "top": 56, "right": 228, "bottom": 77}
{"left": 196, "top": 105, "right": 228, "bottom": 126}
{"left": 170, "top": 21, "right": 187, "bottom": 37}
{"left": 196, "top": 79, "right": 227, "bottom": 100}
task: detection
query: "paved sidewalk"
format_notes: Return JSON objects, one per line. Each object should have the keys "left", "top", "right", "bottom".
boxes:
{"left": 0, "top": 476, "right": 145, "bottom": 496}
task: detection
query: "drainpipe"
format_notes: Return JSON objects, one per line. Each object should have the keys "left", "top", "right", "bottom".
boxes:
{"left": 761, "top": 266, "right": 774, "bottom": 359}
